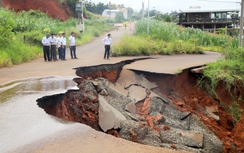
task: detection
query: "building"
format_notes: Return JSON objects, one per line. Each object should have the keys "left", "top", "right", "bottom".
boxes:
{"left": 178, "top": 8, "right": 239, "bottom": 32}
{"left": 102, "top": 8, "right": 128, "bottom": 19}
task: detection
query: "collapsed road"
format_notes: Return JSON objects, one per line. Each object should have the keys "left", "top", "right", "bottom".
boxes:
{"left": 2, "top": 27, "right": 243, "bottom": 152}
{"left": 37, "top": 56, "right": 234, "bottom": 153}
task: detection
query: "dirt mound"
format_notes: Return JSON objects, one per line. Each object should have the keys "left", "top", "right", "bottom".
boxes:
{"left": 2, "top": 0, "right": 75, "bottom": 21}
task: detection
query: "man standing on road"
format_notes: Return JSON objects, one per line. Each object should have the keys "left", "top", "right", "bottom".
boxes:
{"left": 69, "top": 32, "right": 77, "bottom": 59}
{"left": 60, "top": 32, "right": 67, "bottom": 61}
{"left": 102, "top": 33, "right": 112, "bottom": 60}
{"left": 50, "top": 33, "right": 58, "bottom": 61}
{"left": 42, "top": 33, "right": 51, "bottom": 62}
{"left": 57, "top": 32, "right": 62, "bottom": 60}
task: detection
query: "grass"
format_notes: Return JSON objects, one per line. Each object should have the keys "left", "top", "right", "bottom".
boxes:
{"left": 228, "top": 102, "right": 243, "bottom": 125}
{"left": 112, "top": 34, "right": 204, "bottom": 56}
{"left": 112, "top": 20, "right": 236, "bottom": 56}
{"left": 198, "top": 47, "right": 244, "bottom": 97}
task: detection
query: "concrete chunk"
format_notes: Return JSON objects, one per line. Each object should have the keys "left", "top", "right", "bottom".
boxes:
{"left": 98, "top": 95, "right": 126, "bottom": 132}
{"left": 160, "top": 126, "right": 204, "bottom": 148}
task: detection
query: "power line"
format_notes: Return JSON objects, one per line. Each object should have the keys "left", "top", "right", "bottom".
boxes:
{"left": 197, "top": 0, "right": 240, "bottom": 3}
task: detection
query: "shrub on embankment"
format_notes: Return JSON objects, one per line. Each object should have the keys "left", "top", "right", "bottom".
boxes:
{"left": 112, "top": 20, "right": 238, "bottom": 56}
{"left": 0, "top": 8, "right": 114, "bottom": 68}
{"left": 198, "top": 45, "right": 244, "bottom": 125}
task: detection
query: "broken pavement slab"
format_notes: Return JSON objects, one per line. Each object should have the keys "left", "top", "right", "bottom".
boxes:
{"left": 98, "top": 95, "right": 127, "bottom": 132}
{"left": 160, "top": 126, "right": 204, "bottom": 148}
{"left": 115, "top": 69, "right": 157, "bottom": 90}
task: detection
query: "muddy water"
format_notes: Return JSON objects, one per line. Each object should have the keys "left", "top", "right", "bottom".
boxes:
{"left": 0, "top": 76, "right": 85, "bottom": 153}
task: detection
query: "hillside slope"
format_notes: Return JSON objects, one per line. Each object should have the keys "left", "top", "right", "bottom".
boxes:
{"left": 1, "top": 0, "right": 75, "bottom": 21}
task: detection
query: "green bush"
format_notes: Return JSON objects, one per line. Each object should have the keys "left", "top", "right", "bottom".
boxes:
{"left": 0, "top": 51, "right": 11, "bottom": 67}
{"left": 0, "top": 8, "right": 16, "bottom": 48}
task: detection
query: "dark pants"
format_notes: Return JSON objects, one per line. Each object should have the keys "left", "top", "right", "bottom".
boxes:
{"left": 51, "top": 45, "right": 57, "bottom": 61}
{"left": 43, "top": 46, "right": 50, "bottom": 61}
{"left": 70, "top": 46, "right": 77, "bottom": 59}
{"left": 61, "top": 46, "right": 66, "bottom": 60}
{"left": 104, "top": 45, "right": 110, "bottom": 59}
{"left": 58, "top": 47, "right": 61, "bottom": 59}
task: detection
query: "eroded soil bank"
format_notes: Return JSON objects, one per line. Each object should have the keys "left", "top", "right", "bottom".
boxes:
{"left": 37, "top": 59, "right": 244, "bottom": 153}
{"left": 1, "top": 0, "right": 75, "bottom": 21}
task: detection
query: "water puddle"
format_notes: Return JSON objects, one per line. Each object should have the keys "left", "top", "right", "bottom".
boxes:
{"left": 0, "top": 76, "right": 85, "bottom": 153}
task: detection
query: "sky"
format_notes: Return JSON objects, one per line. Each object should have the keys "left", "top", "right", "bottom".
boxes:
{"left": 90, "top": 0, "right": 241, "bottom": 13}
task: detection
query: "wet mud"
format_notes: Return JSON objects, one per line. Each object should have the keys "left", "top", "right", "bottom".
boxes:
{"left": 37, "top": 59, "right": 244, "bottom": 153}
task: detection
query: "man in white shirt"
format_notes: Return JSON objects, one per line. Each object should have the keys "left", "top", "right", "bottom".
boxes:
{"left": 42, "top": 33, "right": 51, "bottom": 61}
{"left": 50, "top": 33, "right": 58, "bottom": 61}
{"left": 69, "top": 32, "right": 77, "bottom": 59}
{"left": 57, "top": 32, "right": 62, "bottom": 60}
{"left": 60, "top": 33, "right": 67, "bottom": 61}
{"left": 102, "top": 33, "right": 112, "bottom": 60}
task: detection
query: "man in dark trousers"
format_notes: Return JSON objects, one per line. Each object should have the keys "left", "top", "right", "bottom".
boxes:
{"left": 69, "top": 32, "right": 77, "bottom": 59}
{"left": 60, "top": 32, "right": 67, "bottom": 61}
{"left": 42, "top": 33, "right": 51, "bottom": 61}
{"left": 102, "top": 33, "right": 112, "bottom": 60}
{"left": 50, "top": 33, "right": 58, "bottom": 61}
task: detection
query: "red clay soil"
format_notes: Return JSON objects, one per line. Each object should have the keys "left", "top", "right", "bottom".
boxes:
{"left": 75, "top": 67, "right": 123, "bottom": 84}
{"left": 142, "top": 69, "right": 244, "bottom": 153}
{"left": 1, "top": 0, "right": 75, "bottom": 21}
{"left": 231, "top": 115, "right": 244, "bottom": 152}
{"left": 39, "top": 89, "right": 101, "bottom": 131}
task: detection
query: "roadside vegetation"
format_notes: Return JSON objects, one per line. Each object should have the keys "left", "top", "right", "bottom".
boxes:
{"left": 197, "top": 46, "right": 244, "bottom": 125}
{"left": 0, "top": 8, "right": 113, "bottom": 68}
{"left": 112, "top": 20, "right": 238, "bottom": 56}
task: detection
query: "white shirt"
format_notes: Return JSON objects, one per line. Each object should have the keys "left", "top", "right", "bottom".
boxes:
{"left": 61, "top": 36, "right": 66, "bottom": 46}
{"left": 50, "top": 37, "right": 57, "bottom": 45}
{"left": 42, "top": 37, "right": 50, "bottom": 46}
{"left": 57, "top": 36, "right": 62, "bottom": 47}
{"left": 102, "top": 36, "right": 112, "bottom": 45}
{"left": 69, "top": 36, "right": 75, "bottom": 46}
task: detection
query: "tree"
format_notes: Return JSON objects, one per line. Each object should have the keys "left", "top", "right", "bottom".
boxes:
{"left": 154, "top": 13, "right": 163, "bottom": 21}
{"left": 126, "top": 7, "right": 134, "bottom": 17}
{"left": 131, "top": 13, "right": 142, "bottom": 20}
{"left": 84, "top": 0, "right": 96, "bottom": 13}
{"left": 96, "top": 2, "right": 108, "bottom": 14}
{"left": 163, "top": 14, "right": 172, "bottom": 22}
{"left": 170, "top": 11, "right": 179, "bottom": 23}
{"left": 115, "top": 12, "right": 125, "bottom": 23}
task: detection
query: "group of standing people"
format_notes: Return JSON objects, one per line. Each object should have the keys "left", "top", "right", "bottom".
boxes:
{"left": 42, "top": 32, "right": 77, "bottom": 62}
{"left": 42, "top": 32, "right": 111, "bottom": 61}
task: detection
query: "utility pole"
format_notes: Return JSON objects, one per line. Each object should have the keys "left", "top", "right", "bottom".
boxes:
{"left": 147, "top": 0, "right": 150, "bottom": 35}
{"left": 239, "top": 0, "right": 244, "bottom": 48}
{"left": 109, "top": 1, "right": 111, "bottom": 23}
{"left": 75, "top": 0, "right": 84, "bottom": 33}
{"left": 142, "top": 1, "right": 144, "bottom": 19}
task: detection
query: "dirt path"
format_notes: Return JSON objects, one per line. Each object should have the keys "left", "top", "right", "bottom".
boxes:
{"left": 0, "top": 26, "right": 220, "bottom": 153}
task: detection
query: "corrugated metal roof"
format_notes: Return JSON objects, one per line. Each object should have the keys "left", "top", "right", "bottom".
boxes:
{"left": 179, "top": 8, "right": 240, "bottom": 13}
